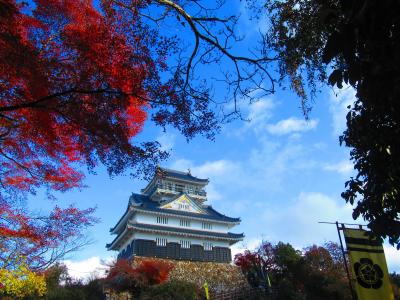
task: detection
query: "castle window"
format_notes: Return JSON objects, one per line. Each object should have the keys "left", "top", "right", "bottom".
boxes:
{"left": 156, "top": 216, "right": 168, "bottom": 224}
{"left": 180, "top": 240, "right": 191, "bottom": 249}
{"left": 203, "top": 242, "right": 213, "bottom": 251}
{"left": 202, "top": 222, "right": 212, "bottom": 230}
{"left": 179, "top": 219, "right": 191, "bottom": 227}
{"left": 175, "top": 184, "right": 185, "bottom": 193}
{"left": 165, "top": 182, "right": 173, "bottom": 190}
{"left": 156, "top": 238, "right": 167, "bottom": 246}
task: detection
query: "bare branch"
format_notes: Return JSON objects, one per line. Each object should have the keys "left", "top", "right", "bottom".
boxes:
{"left": 110, "top": 0, "right": 277, "bottom": 120}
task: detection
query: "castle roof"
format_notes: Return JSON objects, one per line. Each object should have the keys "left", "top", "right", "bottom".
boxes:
{"left": 110, "top": 193, "right": 241, "bottom": 234}
{"left": 129, "top": 222, "right": 244, "bottom": 240}
{"left": 107, "top": 222, "right": 244, "bottom": 250}
{"left": 141, "top": 167, "right": 209, "bottom": 195}
{"left": 133, "top": 193, "right": 240, "bottom": 222}
{"left": 158, "top": 168, "right": 209, "bottom": 184}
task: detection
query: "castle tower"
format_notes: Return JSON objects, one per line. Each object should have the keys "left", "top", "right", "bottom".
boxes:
{"left": 107, "top": 168, "right": 244, "bottom": 263}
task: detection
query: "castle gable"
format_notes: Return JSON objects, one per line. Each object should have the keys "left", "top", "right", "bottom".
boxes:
{"left": 160, "top": 194, "right": 204, "bottom": 214}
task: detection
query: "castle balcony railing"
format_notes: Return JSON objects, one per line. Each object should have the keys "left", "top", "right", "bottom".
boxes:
{"left": 147, "top": 183, "right": 207, "bottom": 198}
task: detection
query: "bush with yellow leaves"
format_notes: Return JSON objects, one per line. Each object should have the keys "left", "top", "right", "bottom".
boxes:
{"left": 0, "top": 258, "right": 46, "bottom": 299}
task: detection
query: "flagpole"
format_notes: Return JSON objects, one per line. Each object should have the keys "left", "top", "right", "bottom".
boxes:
{"left": 336, "top": 221, "right": 356, "bottom": 300}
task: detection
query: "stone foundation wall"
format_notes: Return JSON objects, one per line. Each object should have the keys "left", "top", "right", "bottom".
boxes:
{"left": 132, "top": 256, "right": 250, "bottom": 292}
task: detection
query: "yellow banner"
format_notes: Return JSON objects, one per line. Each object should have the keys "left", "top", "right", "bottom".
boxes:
{"left": 343, "top": 228, "right": 394, "bottom": 300}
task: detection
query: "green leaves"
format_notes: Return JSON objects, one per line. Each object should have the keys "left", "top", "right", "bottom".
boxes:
{"left": 322, "top": 31, "right": 342, "bottom": 64}
{"left": 328, "top": 69, "right": 343, "bottom": 88}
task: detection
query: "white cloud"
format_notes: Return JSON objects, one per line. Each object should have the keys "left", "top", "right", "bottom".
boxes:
{"left": 170, "top": 132, "right": 319, "bottom": 201}
{"left": 266, "top": 117, "right": 318, "bottom": 135}
{"left": 193, "top": 160, "right": 239, "bottom": 178}
{"left": 228, "top": 98, "right": 275, "bottom": 136}
{"left": 204, "top": 183, "right": 223, "bottom": 203}
{"left": 156, "top": 132, "right": 176, "bottom": 151}
{"left": 170, "top": 159, "right": 239, "bottom": 180}
{"left": 384, "top": 245, "right": 400, "bottom": 273}
{"left": 329, "top": 86, "right": 356, "bottom": 136}
{"left": 324, "top": 160, "right": 354, "bottom": 175}
{"left": 247, "top": 99, "right": 275, "bottom": 126}
{"left": 64, "top": 256, "right": 114, "bottom": 282}
{"left": 231, "top": 238, "right": 262, "bottom": 259}
{"left": 231, "top": 99, "right": 318, "bottom": 138}
{"left": 177, "top": 140, "right": 311, "bottom": 195}
{"left": 261, "top": 192, "right": 355, "bottom": 246}
{"left": 169, "top": 158, "right": 193, "bottom": 171}
{"left": 244, "top": 137, "right": 319, "bottom": 193}
{"left": 169, "top": 159, "right": 239, "bottom": 203}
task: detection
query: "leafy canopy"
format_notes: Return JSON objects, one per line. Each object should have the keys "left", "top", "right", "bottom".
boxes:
{"left": 261, "top": 0, "right": 400, "bottom": 247}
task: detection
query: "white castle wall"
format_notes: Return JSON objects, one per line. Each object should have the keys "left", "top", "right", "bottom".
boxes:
{"left": 134, "top": 213, "right": 230, "bottom": 233}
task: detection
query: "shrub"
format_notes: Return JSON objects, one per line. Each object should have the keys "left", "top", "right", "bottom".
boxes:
{"left": 105, "top": 259, "right": 174, "bottom": 297}
{"left": 140, "top": 280, "right": 200, "bottom": 300}
{"left": 0, "top": 259, "right": 46, "bottom": 298}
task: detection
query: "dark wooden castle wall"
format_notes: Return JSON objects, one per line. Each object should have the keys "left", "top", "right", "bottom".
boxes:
{"left": 118, "top": 239, "right": 231, "bottom": 263}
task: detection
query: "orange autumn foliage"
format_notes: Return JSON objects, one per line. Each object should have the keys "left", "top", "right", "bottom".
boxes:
{"left": 105, "top": 259, "right": 173, "bottom": 295}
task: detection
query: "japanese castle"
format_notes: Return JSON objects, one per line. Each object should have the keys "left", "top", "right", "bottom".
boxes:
{"left": 107, "top": 168, "right": 244, "bottom": 263}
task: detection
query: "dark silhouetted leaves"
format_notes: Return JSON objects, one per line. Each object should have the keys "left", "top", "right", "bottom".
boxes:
{"left": 263, "top": 0, "right": 400, "bottom": 248}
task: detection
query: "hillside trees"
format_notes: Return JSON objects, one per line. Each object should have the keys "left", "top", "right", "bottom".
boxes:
{"left": 235, "top": 241, "right": 351, "bottom": 299}
{"left": 258, "top": 0, "right": 400, "bottom": 248}
{"left": 0, "top": 201, "right": 96, "bottom": 270}
{"left": 41, "top": 263, "right": 106, "bottom": 300}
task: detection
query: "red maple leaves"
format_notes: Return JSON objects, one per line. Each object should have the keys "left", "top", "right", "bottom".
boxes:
{"left": 0, "top": 0, "right": 153, "bottom": 195}
{"left": 105, "top": 259, "right": 173, "bottom": 294}
{"left": 0, "top": 198, "right": 96, "bottom": 269}
{"left": 0, "top": 0, "right": 155, "bottom": 269}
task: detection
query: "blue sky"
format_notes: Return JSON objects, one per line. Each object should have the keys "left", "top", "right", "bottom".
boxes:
{"left": 27, "top": 0, "right": 399, "bottom": 278}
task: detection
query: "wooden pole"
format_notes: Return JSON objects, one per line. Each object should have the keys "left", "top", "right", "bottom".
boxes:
{"left": 336, "top": 221, "right": 356, "bottom": 300}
